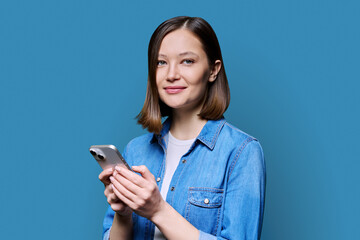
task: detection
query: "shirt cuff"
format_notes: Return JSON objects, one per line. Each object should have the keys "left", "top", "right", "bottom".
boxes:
{"left": 199, "top": 230, "right": 217, "bottom": 240}
{"left": 103, "top": 227, "right": 111, "bottom": 240}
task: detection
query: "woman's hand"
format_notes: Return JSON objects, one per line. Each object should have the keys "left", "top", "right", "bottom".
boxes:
{"left": 110, "top": 165, "right": 166, "bottom": 220}
{"left": 99, "top": 168, "right": 132, "bottom": 217}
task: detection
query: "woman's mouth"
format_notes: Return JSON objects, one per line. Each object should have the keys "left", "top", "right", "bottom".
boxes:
{"left": 164, "top": 86, "right": 186, "bottom": 94}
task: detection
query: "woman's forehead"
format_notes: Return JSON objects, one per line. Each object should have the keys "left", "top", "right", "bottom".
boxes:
{"left": 158, "top": 29, "right": 205, "bottom": 57}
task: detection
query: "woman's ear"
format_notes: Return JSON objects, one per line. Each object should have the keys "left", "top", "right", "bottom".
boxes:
{"left": 209, "top": 60, "right": 222, "bottom": 82}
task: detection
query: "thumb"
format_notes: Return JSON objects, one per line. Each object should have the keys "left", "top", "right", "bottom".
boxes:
{"left": 132, "top": 165, "right": 155, "bottom": 181}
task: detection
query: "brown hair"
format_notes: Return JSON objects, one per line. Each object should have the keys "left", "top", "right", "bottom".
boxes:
{"left": 137, "top": 16, "right": 230, "bottom": 134}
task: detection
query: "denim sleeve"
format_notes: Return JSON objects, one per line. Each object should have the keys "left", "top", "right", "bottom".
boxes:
{"left": 199, "top": 230, "right": 217, "bottom": 240}
{"left": 202, "top": 139, "right": 266, "bottom": 240}
{"left": 103, "top": 228, "right": 110, "bottom": 240}
{"left": 102, "top": 206, "right": 115, "bottom": 240}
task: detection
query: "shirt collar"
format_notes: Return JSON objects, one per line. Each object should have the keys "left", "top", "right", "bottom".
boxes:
{"left": 150, "top": 117, "right": 171, "bottom": 144}
{"left": 150, "top": 117, "right": 226, "bottom": 150}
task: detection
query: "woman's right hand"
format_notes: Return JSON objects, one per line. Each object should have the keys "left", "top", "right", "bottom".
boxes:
{"left": 99, "top": 167, "right": 133, "bottom": 217}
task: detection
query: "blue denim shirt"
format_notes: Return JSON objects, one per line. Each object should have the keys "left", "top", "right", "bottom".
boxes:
{"left": 103, "top": 118, "right": 266, "bottom": 240}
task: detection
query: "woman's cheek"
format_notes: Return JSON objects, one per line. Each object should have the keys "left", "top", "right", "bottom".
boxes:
{"left": 156, "top": 68, "right": 167, "bottom": 83}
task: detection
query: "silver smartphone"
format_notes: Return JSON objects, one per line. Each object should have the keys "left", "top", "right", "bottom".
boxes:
{"left": 89, "top": 144, "right": 131, "bottom": 170}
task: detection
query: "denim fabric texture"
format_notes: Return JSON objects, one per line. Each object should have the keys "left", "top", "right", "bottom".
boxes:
{"left": 102, "top": 118, "right": 266, "bottom": 240}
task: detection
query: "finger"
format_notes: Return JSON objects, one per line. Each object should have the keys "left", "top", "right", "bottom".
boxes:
{"left": 104, "top": 182, "right": 115, "bottom": 196}
{"left": 111, "top": 182, "right": 137, "bottom": 210}
{"left": 110, "top": 193, "right": 121, "bottom": 203}
{"left": 104, "top": 185, "right": 112, "bottom": 196}
{"left": 110, "top": 176, "right": 138, "bottom": 201}
{"left": 110, "top": 176, "right": 137, "bottom": 201}
{"left": 110, "top": 202, "right": 128, "bottom": 213}
{"left": 105, "top": 184, "right": 114, "bottom": 198}
{"left": 99, "top": 168, "right": 114, "bottom": 185}
{"left": 132, "top": 165, "right": 155, "bottom": 182}
{"left": 113, "top": 171, "right": 142, "bottom": 195}
{"left": 107, "top": 184, "right": 119, "bottom": 202}
{"left": 114, "top": 166, "right": 147, "bottom": 188}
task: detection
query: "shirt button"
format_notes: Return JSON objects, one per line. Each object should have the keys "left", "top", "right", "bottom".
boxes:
{"left": 170, "top": 187, "right": 175, "bottom": 191}
{"left": 156, "top": 177, "right": 161, "bottom": 182}
{"left": 204, "top": 198, "right": 210, "bottom": 204}
{"left": 182, "top": 159, "right": 187, "bottom": 163}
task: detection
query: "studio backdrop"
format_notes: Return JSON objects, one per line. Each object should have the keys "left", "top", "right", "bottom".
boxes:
{"left": 0, "top": 0, "right": 359, "bottom": 239}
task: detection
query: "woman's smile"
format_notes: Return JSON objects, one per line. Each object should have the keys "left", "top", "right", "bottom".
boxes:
{"left": 164, "top": 86, "right": 187, "bottom": 94}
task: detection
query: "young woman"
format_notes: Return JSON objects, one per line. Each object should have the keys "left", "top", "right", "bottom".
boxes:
{"left": 99, "top": 16, "right": 266, "bottom": 240}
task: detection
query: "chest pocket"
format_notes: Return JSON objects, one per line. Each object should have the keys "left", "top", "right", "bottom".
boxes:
{"left": 185, "top": 187, "right": 224, "bottom": 235}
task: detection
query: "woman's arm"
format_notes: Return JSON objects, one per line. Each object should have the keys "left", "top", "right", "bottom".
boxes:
{"left": 99, "top": 168, "right": 133, "bottom": 240}
{"left": 150, "top": 201, "right": 199, "bottom": 240}
{"left": 110, "top": 165, "right": 200, "bottom": 240}
{"left": 109, "top": 213, "right": 133, "bottom": 240}
{"left": 217, "top": 139, "right": 266, "bottom": 240}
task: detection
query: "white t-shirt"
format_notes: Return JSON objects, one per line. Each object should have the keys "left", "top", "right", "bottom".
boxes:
{"left": 154, "top": 132, "right": 195, "bottom": 240}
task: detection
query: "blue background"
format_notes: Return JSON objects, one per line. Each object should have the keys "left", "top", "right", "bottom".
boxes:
{"left": 1, "top": 0, "right": 359, "bottom": 239}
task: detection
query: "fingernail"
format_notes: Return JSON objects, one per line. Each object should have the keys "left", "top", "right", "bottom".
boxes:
{"left": 113, "top": 170, "right": 118, "bottom": 176}
{"left": 115, "top": 166, "right": 121, "bottom": 172}
{"left": 110, "top": 176, "right": 114, "bottom": 182}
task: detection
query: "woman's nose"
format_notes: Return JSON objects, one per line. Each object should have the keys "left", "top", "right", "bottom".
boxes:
{"left": 166, "top": 64, "right": 180, "bottom": 82}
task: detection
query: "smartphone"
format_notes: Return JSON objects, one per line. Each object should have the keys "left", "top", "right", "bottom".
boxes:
{"left": 89, "top": 144, "right": 131, "bottom": 170}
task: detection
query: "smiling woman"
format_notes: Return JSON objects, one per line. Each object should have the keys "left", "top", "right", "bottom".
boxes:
{"left": 98, "top": 16, "right": 266, "bottom": 240}
{"left": 137, "top": 17, "right": 230, "bottom": 135}
{"left": 155, "top": 29, "right": 221, "bottom": 118}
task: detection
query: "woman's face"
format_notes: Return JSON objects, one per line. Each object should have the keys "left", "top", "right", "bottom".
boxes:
{"left": 156, "top": 29, "right": 218, "bottom": 113}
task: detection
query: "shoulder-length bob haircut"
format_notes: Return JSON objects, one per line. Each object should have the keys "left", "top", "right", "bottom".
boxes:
{"left": 137, "top": 16, "right": 230, "bottom": 134}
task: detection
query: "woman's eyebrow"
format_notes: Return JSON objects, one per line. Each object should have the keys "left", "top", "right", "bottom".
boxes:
{"left": 158, "top": 52, "right": 199, "bottom": 58}
{"left": 179, "top": 51, "right": 198, "bottom": 57}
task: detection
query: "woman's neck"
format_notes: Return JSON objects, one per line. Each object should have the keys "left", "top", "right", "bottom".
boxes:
{"left": 170, "top": 107, "right": 207, "bottom": 140}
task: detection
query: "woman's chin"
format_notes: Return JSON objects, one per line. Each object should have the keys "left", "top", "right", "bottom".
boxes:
{"left": 162, "top": 100, "right": 186, "bottom": 109}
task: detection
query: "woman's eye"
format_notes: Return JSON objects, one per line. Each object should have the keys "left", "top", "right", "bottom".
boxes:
{"left": 182, "top": 59, "right": 195, "bottom": 65}
{"left": 157, "top": 60, "right": 166, "bottom": 66}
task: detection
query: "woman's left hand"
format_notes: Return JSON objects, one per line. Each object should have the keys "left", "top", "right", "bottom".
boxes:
{"left": 110, "top": 165, "right": 166, "bottom": 220}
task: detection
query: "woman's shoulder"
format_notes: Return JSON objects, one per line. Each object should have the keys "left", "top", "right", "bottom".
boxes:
{"left": 218, "top": 120, "right": 263, "bottom": 155}
{"left": 221, "top": 120, "right": 258, "bottom": 142}
{"left": 220, "top": 121, "right": 265, "bottom": 171}
{"left": 121, "top": 132, "right": 157, "bottom": 164}
{"left": 125, "top": 132, "right": 155, "bottom": 150}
